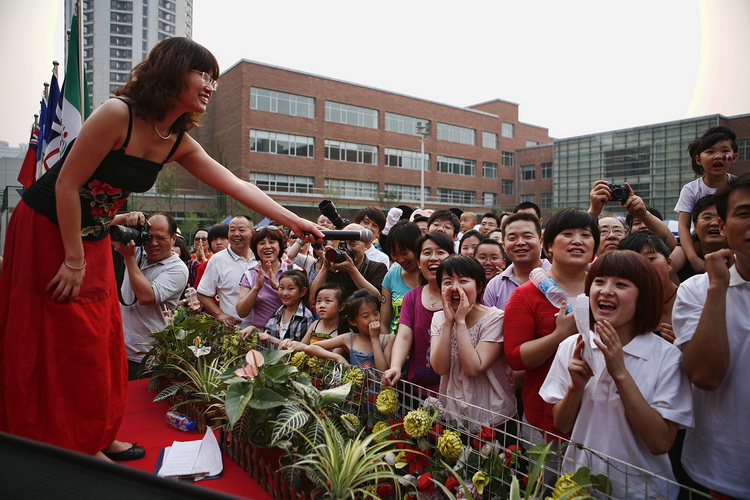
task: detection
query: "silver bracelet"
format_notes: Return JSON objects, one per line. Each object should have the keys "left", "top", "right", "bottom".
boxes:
{"left": 64, "top": 260, "right": 87, "bottom": 271}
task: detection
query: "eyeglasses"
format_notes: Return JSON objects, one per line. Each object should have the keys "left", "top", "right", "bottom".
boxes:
{"left": 194, "top": 237, "right": 208, "bottom": 241}
{"left": 255, "top": 225, "right": 280, "bottom": 232}
{"left": 698, "top": 214, "right": 719, "bottom": 223}
{"left": 476, "top": 255, "right": 504, "bottom": 262}
{"left": 599, "top": 227, "right": 625, "bottom": 237}
{"left": 191, "top": 70, "right": 218, "bottom": 91}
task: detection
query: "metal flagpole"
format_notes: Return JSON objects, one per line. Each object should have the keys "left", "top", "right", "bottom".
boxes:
{"left": 77, "top": 0, "right": 84, "bottom": 119}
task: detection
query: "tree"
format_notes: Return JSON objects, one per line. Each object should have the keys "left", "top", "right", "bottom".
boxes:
{"left": 181, "top": 212, "right": 200, "bottom": 243}
{"left": 376, "top": 190, "right": 400, "bottom": 210}
{"left": 155, "top": 167, "right": 179, "bottom": 213}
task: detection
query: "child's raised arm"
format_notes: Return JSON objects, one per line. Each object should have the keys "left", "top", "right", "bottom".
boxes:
{"left": 367, "top": 320, "right": 389, "bottom": 372}
{"left": 304, "top": 335, "right": 350, "bottom": 367}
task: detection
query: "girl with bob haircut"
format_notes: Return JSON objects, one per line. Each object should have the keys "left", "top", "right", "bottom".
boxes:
{"left": 0, "top": 37, "right": 321, "bottom": 461}
{"left": 430, "top": 255, "right": 516, "bottom": 433}
{"left": 540, "top": 250, "right": 693, "bottom": 499}
{"left": 381, "top": 221, "right": 423, "bottom": 335}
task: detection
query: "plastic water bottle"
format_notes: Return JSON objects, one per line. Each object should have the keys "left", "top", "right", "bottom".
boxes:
{"left": 165, "top": 410, "right": 197, "bottom": 431}
{"left": 529, "top": 268, "right": 572, "bottom": 313}
{"left": 184, "top": 287, "right": 201, "bottom": 311}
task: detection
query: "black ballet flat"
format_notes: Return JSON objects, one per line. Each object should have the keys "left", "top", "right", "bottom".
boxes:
{"left": 103, "top": 443, "right": 146, "bottom": 461}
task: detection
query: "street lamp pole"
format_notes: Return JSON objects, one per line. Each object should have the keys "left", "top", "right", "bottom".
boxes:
{"left": 416, "top": 121, "right": 430, "bottom": 208}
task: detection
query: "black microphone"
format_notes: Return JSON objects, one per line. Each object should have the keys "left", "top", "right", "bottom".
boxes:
{"left": 320, "top": 229, "right": 374, "bottom": 243}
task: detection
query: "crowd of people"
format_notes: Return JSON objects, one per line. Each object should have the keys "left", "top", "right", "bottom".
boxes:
{"left": 0, "top": 34, "right": 746, "bottom": 500}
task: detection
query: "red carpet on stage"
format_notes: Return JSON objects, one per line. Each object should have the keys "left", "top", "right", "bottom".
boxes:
{"left": 119, "top": 379, "right": 273, "bottom": 500}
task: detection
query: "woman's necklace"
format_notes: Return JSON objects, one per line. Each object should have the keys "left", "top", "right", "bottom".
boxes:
{"left": 426, "top": 286, "right": 440, "bottom": 308}
{"left": 154, "top": 124, "right": 172, "bottom": 140}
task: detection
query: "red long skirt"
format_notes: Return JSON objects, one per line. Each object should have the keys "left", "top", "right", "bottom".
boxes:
{"left": 0, "top": 201, "right": 126, "bottom": 454}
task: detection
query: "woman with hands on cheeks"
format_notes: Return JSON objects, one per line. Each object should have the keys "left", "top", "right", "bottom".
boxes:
{"left": 0, "top": 37, "right": 322, "bottom": 462}
{"left": 237, "top": 226, "right": 302, "bottom": 329}
{"left": 539, "top": 250, "right": 693, "bottom": 499}
{"left": 429, "top": 255, "right": 516, "bottom": 434}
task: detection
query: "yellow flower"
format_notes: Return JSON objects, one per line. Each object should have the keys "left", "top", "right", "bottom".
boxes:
{"left": 343, "top": 367, "right": 364, "bottom": 387}
{"left": 194, "top": 336, "right": 201, "bottom": 346}
{"left": 340, "top": 413, "right": 361, "bottom": 429}
{"left": 437, "top": 429, "right": 463, "bottom": 460}
{"left": 547, "top": 473, "right": 588, "bottom": 499}
{"left": 403, "top": 409, "right": 432, "bottom": 438}
{"left": 291, "top": 351, "right": 308, "bottom": 369}
{"left": 372, "top": 421, "right": 389, "bottom": 443}
{"left": 376, "top": 388, "right": 398, "bottom": 415}
{"left": 472, "top": 471, "right": 490, "bottom": 495}
{"left": 307, "top": 355, "right": 326, "bottom": 375}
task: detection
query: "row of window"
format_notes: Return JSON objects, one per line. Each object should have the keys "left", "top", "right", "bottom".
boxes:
{"left": 249, "top": 130, "right": 517, "bottom": 174}
{"left": 520, "top": 192, "right": 554, "bottom": 209}
{"left": 248, "top": 172, "right": 529, "bottom": 206}
{"left": 521, "top": 162, "right": 553, "bottom": 181}
{"left": 249, "top": 87, "right": 516, "bottom": 148}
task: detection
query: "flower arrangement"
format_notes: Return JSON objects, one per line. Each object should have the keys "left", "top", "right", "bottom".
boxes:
{"left": 141, "top": 317, "right": 617, "bottom": 499}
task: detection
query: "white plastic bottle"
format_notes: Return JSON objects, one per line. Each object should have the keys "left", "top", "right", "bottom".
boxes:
{"left": 529, "top": 268, "right": 571, "bottom": 312}
{"left": 165, "top": 410, "right": 197, "bottom": 431}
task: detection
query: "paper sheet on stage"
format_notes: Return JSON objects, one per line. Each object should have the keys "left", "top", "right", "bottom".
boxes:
{"left": 157, "top": 426, "right": 223, "bottom": 478}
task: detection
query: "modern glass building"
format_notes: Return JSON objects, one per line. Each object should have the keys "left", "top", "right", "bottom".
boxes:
{"left": 554, "top": 116, "right": 724, "bottom": 217}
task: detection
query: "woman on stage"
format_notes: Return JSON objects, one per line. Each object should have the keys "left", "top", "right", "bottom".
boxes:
{"left": 0, "top": 37, "right": 321, "bottom": 461}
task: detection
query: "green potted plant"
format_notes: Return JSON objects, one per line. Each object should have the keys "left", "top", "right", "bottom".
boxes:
{"left": 282, "top": 408, "right": 408, "bottom": 500}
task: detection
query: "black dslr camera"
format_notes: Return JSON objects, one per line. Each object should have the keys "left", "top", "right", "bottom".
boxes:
{"left": 318, "top": 200, "right": 349, "bottom": 230}
{"left": 324, "top": 244, "right": 355, "bottom": 264}
{"left": 110, "top": 222, "right": 151, "bottom": 246}
{"left": 607, "top": 183, "right": 629, "bottom": 202}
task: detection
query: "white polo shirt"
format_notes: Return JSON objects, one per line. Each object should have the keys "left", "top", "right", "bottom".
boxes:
{"left": 673, "top": 265, "right": 750, "bottom": 498}
{"left": 365, "top": 244, "right": 390, "bottom": 267}
{"left": 540, "top": 333, "right": 693, "bottom": 499}
{"left": 121, "top": 249, "right": 188, "bottom": 362}
{"left": 196, "top": 246, "right": 256, "bottom": 328}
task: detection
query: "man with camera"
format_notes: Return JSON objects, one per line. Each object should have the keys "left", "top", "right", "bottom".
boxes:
{"left": 112, "top": 212, "right": 188, "bottom": 380}
{"left": 588, "top": 180, "right": 676, "bottom": 255}
{"left": 310, "top": 222, "right": 387, "bottom": 301}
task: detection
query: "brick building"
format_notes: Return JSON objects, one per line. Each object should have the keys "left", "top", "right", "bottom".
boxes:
{"left": 152, "top": 59, "right": 750, "bottom": 225}
{"left": 182, "top": 60, "right": 553, "bottom": 221}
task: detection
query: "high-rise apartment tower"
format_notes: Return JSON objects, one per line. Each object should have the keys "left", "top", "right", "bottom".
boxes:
{"left": 66, "top": 0, "right": 193, "bottom": 109}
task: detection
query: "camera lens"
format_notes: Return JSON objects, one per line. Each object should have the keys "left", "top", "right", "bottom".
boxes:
{"left": 324, "top": 248, "right": 346, "bottom": 263}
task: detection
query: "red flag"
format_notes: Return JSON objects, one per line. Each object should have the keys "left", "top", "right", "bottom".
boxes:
{"left": 18, "top": 123, "right": 40, "bottom": 189}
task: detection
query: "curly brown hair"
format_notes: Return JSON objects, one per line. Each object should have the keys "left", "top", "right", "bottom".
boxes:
{"left": 115, "top": 37, "right": 219, "bottom": 133}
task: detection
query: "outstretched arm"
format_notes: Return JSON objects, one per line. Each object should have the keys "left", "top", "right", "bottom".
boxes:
{"left": 173, "top": 136, "right": 323, "bottom": 241}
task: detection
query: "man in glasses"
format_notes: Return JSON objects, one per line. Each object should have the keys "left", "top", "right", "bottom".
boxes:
{"left": 588, "top": 180, "right": 676, "bottom": 254}
{"left": 113, "top": 212, "right": 188, "bottom": 380}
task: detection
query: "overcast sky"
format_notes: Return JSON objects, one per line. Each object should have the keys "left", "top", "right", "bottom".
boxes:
{"left": 2, "top": 0, "right": 749, "bottom": 147}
